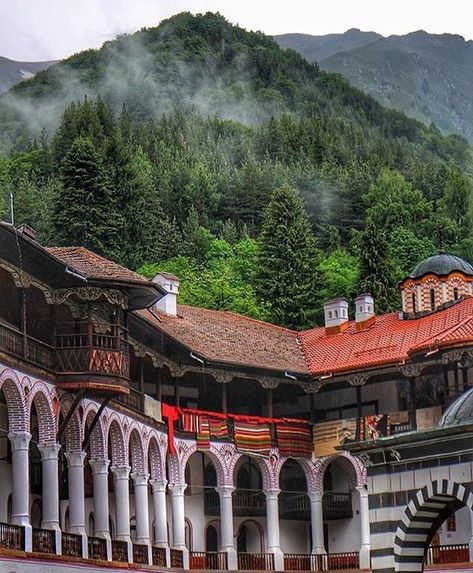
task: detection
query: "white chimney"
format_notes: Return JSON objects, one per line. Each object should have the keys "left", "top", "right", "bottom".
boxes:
{"left": 323, "top": 298, "right": 349, "bottom": 334}
{"left": 355, "top": 293, "right": 375, "bottom": 326}
{"left": 152, "top": 272, "right": 180, "bottom": 317}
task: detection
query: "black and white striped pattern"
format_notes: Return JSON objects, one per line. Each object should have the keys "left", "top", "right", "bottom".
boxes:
{"left": 373, "top": 479, "right": 473, "bottom": 573}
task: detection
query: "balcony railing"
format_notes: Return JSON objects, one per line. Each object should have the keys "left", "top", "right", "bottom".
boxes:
{"left": 55, "top": 331, "right": 129, "bottom": 380}
{"left": 32, "top": 527, "right": 56, "bottom": 554}
{"left": 111, "top": 539, "right": 128, "bottom": 562}
{"left": 61, "top": 532, "right": 83, "bottom": 558}
{"left": 0, "top": 522, "right": 24, "bottom": 550}
{"left": 171, "top": 548, "right": 185, "bottom": 568}
{"left": 88, "top": 536, "right": 107, "bottom": 560}
{"left": 233, "top": 489, "right": 266, "bottom": 516}
{"left": 132, "top": 542, "right": 149, "bottom": 564}
{"left": 426, "top": 544, "right": 470, "bottom": 565}
{"left": 238, "top": 552, "right": 275, "bottom": 570}
{"left": 116, "top": 387, "right": 144, "bottom": 413}
{"left": 0, "top": 320, "right": 54, "bottom": 370}
{"left": 190, "top": 551, "right": 228, "bottom": 570}
{"left": 323, "top": 492, "right": 353, "bottom": 520}
{"left": 152, "top": 546, "right": 167, "bottom": 567}
{"left": 280, "top": 493, "right": 310, "bottom": 519}
{"left": 284, "top": 552, "right": 360, "bottom": 572}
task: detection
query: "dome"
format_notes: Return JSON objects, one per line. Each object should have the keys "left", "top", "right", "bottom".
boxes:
{"left": 409, "top": 254, "right": 473, "bottom": 279}
{"left": 439, "top": 387, "right": 473, "bottom": 427}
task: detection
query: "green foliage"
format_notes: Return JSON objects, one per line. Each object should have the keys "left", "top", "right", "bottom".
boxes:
{"left": 357, "top": 219, "right": 399, "bottom": 313}
{"left": 257, "top": 185, "right": 320, "bottom": 329}
{"left": 53, "top": 137, "right": 121, "bottom": 257}
{"left": 1, "top": 13, "right": 473, "bottom": 327}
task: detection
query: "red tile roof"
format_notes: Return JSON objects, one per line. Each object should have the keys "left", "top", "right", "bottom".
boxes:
{"left": 137, "top": 305, "right": 309, "bottom": 375}
{"left": 298, "top": 297, "right": 473, "bottom": 376}
{"left": 46, "top": 247, "right": 149, "bottom": 284}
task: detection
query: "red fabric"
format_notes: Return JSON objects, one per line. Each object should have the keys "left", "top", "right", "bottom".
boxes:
{"left": 179, "top": 406, "right": 310, "bottom": 425}
{"left": 162, "top": 403, "right": 180, "bottom": 454}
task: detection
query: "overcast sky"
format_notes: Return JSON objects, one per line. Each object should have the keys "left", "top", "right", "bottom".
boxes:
{"left": 1, "top": 0, "right": 473, "bottom": 61}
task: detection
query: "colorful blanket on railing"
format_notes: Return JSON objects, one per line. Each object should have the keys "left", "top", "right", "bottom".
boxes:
{"left": 276, "top": 424, "right": 313, "bottom": 457}
{"left": 209, "top": 418, "right": 229, "bottom": 440}
{"left": 234, "top": 421, "right": 272, "bottom": 455}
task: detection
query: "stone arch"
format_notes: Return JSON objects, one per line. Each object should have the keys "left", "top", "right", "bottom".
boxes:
{"left": 83, "top": 406, "right": 107, "bottom": 460}
{"left": 237, "top": 519, "right": 265, "bottom": 553}
{"left": 313, "top": 452, "right": 366, "bottom": 493}
{"left": 168, "top": 439, "right": 232, "bottom": 486}
{"left": 147, "top": 434, "right": 165, "bottom": 480}
{"left": 28, "top": 383, "right": 57, "bottom": 445}
{"left": 393, "top": 479, "right": 473, "bottom": 573}
{"left": 128, "top": 426, "right": 146, "bottom": 474}
{"left": 0, "top": 369, "right": 27, "bottom": 433}
{"left": 107, "top": 415, "right": 127, "bottom": 467}
{"left": 59, "top": 397, "right": 83, "bottom": 453}
{"left": 279, "top": 457, "right": 309, "bottom": 494}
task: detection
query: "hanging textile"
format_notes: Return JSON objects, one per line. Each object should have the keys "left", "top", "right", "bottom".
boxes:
{"left": 161, "top": 403, "right": 180, "bottom": 455}
{"left": 197, "top": 416, "right": 210, "bottom": 450}
{"left": 181, "top": 411, "right": 199, "bottom": 433}
{"left": 209, "top": 418, "right": 229, "bottom": 440}
{"left": 276, "top": 424, "right": 313, "bottom": 458}
{"left": 234, "top": 421, "right": 272, "bottom": 456}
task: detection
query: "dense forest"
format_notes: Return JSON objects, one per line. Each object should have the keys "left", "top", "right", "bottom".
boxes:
{"left": 0, "top": 12, "right": 472, "bottom": 329}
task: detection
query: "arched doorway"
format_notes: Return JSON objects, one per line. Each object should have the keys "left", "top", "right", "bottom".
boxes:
{"left": 237, "top": 520, "right": 264, "bottom": 553}
{"left": 393, "top": 480, "right": 473, "bottom": 573}
{"left": 206, "top": 523, "right": 219, "bottom": 552}
{"left": 279, "top": 459, "right": 310, "bottom": 553}
{"left": 322, "top": 457, "right": 358, "bottom": 554}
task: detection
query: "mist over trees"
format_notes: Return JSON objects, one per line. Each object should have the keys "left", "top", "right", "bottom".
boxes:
{"left": 1, "top": 12, "right": 473, "bottom": 329}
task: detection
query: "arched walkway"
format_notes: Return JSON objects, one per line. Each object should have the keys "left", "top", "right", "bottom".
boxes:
{"left": 393, "top": 479, "right": 473, "bottom": 573}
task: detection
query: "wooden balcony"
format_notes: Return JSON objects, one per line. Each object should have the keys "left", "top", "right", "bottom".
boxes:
{"left": 238, "top": 552, "right": 275, "bottom": 570}
{"left": 205, "top": 488, "right": 267, "bottom": 517}
{"left": 0, "top": 320, "right": 130, "bottom": 395}
{"left": 426, "top": 544, "right": 470, "bottom": 565}
{"left": 55, "top": 329, "right": 130, "bottom": 393}
{"left": 284, "top": 552, "right": 360, "bottom": 571}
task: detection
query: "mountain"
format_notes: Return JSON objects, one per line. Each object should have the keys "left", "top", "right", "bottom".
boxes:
{"left": 275, "top": 30, "right": 473, "bottom": 142}
{"left": 0, "top": 56, "right": 56, "bottom": 94}
{"left": 276, "top": 29, "right": 381, "bottom": 62}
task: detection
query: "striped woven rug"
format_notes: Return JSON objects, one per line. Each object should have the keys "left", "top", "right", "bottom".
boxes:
{"left": 234, "top": 421, "right": 272, "bottom": 455}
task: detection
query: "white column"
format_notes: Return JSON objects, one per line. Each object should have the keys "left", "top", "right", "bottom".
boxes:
{"left": 308, "top": 491, "right": 326, "bottom": 554}
{"left": 216, "top": 486, "right": 237, "bottom": 570}
{"left": 356, "top": 485, "right": 371, "bottom": 569}
{"left": 168, "top": 482, "right": 189, "bottom": 568}
{"left": 8, "top": 432, "right": 32, "bottom": 551}
{"left": 264, "top": 489, "right": 284, "bottom": 571}
{"left": 90, "top": 458, "right": 111, "bottom": 559}
{"left": 150, "top": 478, "right": 170, "bottom": 567}
{"left": 111, "top": 465, "right": 132, "bottom": 561}
{"left": 132, "top": 472, "right": 152, "bottom": 564}
{"left": 38, "top": 444, "right": 61, "bottom": 554}
{"left": 468, "top": 508, "right": 473, "bottom": 562}
{"left": 65, "top": 451, "right": 88, "bottom": 558}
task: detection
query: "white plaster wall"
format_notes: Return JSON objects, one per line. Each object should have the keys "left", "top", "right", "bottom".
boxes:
{"left": 326, "top": 493, "right": 362, "bottom": 553}
{"left": 439, "top": 505, "right": 472, "bottom": 545}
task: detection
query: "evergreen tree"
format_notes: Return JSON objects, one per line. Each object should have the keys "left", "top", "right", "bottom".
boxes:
{"left": 53, "top": 137, "right": 120, "bottom": 257}
{"left": 257, "top": 185, "right": 320, "bottom": 329}
{"left": 357, "top": 218, "right": 398, "bottom": 313}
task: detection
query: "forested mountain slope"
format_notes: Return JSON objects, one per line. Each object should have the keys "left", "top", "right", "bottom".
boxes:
{"left": 0, "top": 13, "right": 472, "bottom": 328}
{"left": 275, "top": 30, "right": 473, "bottom": 142}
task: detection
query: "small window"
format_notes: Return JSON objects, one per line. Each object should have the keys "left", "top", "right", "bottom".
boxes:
{"left": 453, "top": 287, "right": 459, "bottom": 300}
{"left": 446, "top": 513, "right": 456, "bottom": 532}
{"left": 335, "top": 310, "right": 339, "bottom": 318}
{"left": 359, "top": 306, "right": 362, "bottom": 312}
{"left": 169, "top": 284, "right": 173, "bottom": 291}
{"left": 368, "top": 305, "right": 371, "bottom": 312}
{"left": 328, "top": 311, "right": 332, "bottom": 319}
{"left": 412, "top": 293, "right": 417, "bottom": 313}
{"left": 430, "top": 288, "right": 436, "bottom": 311}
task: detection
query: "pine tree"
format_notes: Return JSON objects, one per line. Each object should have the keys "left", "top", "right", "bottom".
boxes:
{"left": 357, "top": 218, "right": 398, "bottom": 313}
{"left": 53, "top": 137, "right": 120, "bottom": 257}
{"left": 257, "top": 184, "right": 320, "bottom": 329}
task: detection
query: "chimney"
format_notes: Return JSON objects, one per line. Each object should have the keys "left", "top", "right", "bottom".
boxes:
{"left": 323, "top": 298, "right": 349, "bottom": 335}
{"left": 355, "top": 293, "right": 375, "bottom": 331}
{"left": 152, "top": 272, "right": 180, "bottom": 317}
{"left": 17, "top": 224, "right": 37, "bottom": 241}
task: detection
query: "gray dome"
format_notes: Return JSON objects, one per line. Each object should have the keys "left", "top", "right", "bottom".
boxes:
{"left": 409, "top": 254, "right": 473, "bottom": 279}
{"left": 439, "top": 387, "right": 473, "bottom": 427}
